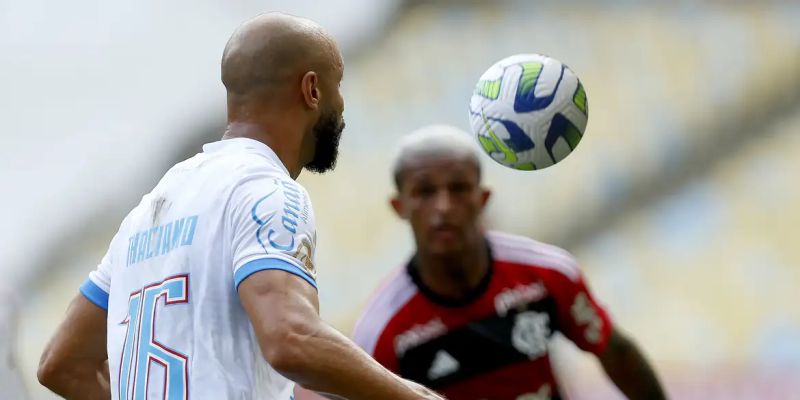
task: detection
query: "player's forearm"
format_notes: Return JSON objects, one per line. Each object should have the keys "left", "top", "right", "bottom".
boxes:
{"left": 603, "top": 355, "right": 665, "bottom": 400}
{"left": 39, "top": 294, "right": 111, "bottom": 399}
{"left": 38, "top": 360, "right": 110, "bottom": 400}
{"left": 241, "top": 272, "right": 442, "bottom": 400}
{"left": 598, "top": 330, "right": 666, "bottom": 400}
{"left": 264, "top": 318, "right": 440, "bottom": 400}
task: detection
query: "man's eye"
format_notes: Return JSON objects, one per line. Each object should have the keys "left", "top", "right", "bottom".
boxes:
{"left": 450, "top": 183, "right": 471, "bottom": 193}
{"left": 416, "top": 186, "right": 436, "bottom": 197}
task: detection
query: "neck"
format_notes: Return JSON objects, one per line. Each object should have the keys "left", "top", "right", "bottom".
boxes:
{"left": 223, "top": 121, "right": 304, "bottom": 179}
{"left": 415, "top": 236, "right": 490, "bottom": 302}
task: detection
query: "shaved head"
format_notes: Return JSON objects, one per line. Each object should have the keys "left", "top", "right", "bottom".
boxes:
{"left": 392, "top": 125, "right": 482, "bottom": 189}
{"left": 221, "top": 13, "right": 346, "bottom": 178}
{"left": 222, "top": 13, "right": 341, "bottom": 97}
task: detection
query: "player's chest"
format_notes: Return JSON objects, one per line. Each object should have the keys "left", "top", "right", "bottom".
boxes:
{"left": 387, "top": 279, "right": 562, "bottom": 390}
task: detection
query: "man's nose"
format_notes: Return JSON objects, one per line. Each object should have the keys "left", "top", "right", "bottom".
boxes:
{"left": 433, "top": 189, "right": 453, "bottom": 214}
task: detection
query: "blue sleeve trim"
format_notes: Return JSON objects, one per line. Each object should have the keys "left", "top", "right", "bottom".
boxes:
{"left": 235, "top": 257, "right": 317, "bottom": 291}
{"left": 80, "top": 279, "right": 109, "bottom": 311}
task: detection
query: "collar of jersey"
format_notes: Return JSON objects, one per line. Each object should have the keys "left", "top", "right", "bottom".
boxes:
{"left": 406, "top": 238, "right": 495, "bottom": 308}
{"left": 203, "top": 137, "right": 290, "bottom": 177}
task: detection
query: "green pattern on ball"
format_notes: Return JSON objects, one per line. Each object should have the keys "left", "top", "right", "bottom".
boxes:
{"left": 563, "top": 118, "right": 583, "bottom": 150}
{"left": 475, "top": 78, "right": 502, "bottom": 100}
{"left": 480, "top": 111, "right": 518, "bottom": 164}
{"left": 516, "top": 162, "right": 536, "bottom": 170}
{"left": 478, "top": 111, "right": 538, "bottom": 170}
{"left": 478, "top": 134, "right": 498, "bottom": 154}
{"left": 518, "top": 62, "right": 544, "bottom": 97}
{"left": 573, "top": 83, "right": 588, "bottom": 116}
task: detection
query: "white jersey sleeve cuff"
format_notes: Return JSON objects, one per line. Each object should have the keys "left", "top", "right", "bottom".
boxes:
{"left": 233, "top": 256, "right": 317, "bottom": 291}
{"left": 79, "top": 278, "right": 109, "bottom": 311}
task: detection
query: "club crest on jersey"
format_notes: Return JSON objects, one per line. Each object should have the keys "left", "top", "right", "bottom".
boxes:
{"left": 251, "top": 179, "right": 310, "bottom": 253}
{"left": 511, "top": 311, "right": 551, "bottom": 359}
{"left": 293, "top": 237, "right": 316, "bottom": 279}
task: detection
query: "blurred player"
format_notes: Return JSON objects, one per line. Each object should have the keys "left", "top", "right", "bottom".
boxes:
{"left": 37, "top": 13, "right": 443, "bottom": 400}
{"left": 351, "top": 125, "right": 666, "bottom": 399}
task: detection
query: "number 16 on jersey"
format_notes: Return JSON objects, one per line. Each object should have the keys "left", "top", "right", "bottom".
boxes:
{"left": 118, "top": 275, "right": 190, "bottom": 400}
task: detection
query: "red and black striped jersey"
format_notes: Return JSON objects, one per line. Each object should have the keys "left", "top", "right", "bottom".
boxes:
{"left": 352, "top": 231, "right": 613, "bottom": 400}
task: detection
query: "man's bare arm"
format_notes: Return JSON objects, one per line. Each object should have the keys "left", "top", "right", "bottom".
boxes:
{"left": 38, "top": 294, "right": 110, "bottom": 400}
{"left": 598, "top": 328, "right": 666, "bottom": 400}
{"left": 239, "top": 270, "right": 444, "bottom": 400}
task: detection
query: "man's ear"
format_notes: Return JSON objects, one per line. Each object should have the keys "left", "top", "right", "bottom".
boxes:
{"left": 300, "top": 71, "right": 320, "bottom": 110}
{"left": 480, "top": 188, "right": 491, "bottom": 209}
{"left": 390, "top": 195, "right": 407, "bottom": 220}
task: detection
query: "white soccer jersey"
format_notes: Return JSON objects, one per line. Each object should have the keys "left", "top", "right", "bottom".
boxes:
{"left": 79, "top": 138, "right": 318, "bottom": 400}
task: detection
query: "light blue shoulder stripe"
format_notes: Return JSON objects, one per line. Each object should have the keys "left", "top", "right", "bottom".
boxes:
{"left": 234, "top": 257, "right": 317, "bottom": 291}
{"left": 80, "top": 279, "right": 109, "bottom": 311}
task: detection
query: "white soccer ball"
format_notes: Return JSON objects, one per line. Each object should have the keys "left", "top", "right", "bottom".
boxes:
{"left": 468, "top": 53, "right": 588, "bottom": 170}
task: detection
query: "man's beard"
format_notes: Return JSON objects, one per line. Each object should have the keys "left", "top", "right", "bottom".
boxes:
{"left": 305, "top": 109, "right": 344, "bottom": 174}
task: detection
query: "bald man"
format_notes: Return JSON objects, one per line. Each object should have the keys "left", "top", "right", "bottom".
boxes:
{"left": 38, "top": 13, "right": 443, "bottom": 400}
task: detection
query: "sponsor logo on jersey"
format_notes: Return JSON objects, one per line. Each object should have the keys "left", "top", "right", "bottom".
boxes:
{"left": 427, "top": 350, "right": 460, "bottom": 380}
{"left": 252, "top": 179, "right": 311, "bottom": 253}
{"left": 395, "top": 318, "right": 448, "bottom": 356}
{"left": 494, "top": 281, "right": 548, "bottom": 316}
{"left": 570, "top": 292, "right": 603, "bottom": 344}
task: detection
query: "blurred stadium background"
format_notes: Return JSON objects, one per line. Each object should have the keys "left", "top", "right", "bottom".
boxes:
{"left": 2, "top": 0, "right": 799, "bottom": 398}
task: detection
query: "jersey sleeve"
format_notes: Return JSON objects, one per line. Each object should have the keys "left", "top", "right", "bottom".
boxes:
{"left": 229, "top": 174, "right": 318, "bottom": 291}
{"left": 79, "top": 233, "right": 120, "bottom": 311}
{"left": 351, "top": 273, "right": 412, "bottom": 373}
{"left": 352, "top": 308, "right": 385, "bottom": 357}
{"left": 352, "top": 309, "right": 400, "bottom": 373}
{"left": 547, "top": 252, "right": 613, "bottom": 355}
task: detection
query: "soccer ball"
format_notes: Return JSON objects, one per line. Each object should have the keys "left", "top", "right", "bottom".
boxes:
{"left": 468, "top": 53, "right": 588, "bottom": 170}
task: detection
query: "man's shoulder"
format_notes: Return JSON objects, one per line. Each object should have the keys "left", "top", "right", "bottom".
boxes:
{"left": 187, "top": 150, "right": 310, "bottom": 202}
{"left": 361, "top": 267, "right": 418, "bottom": 315}
{"left": 204, "top": 150, "right": 288, "bottom": 181}
{"left": 351, "top": 267, "right": 418, "bottom": 353}
{"left": 487, "top": 230, "right": 581, "bottom": 282}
